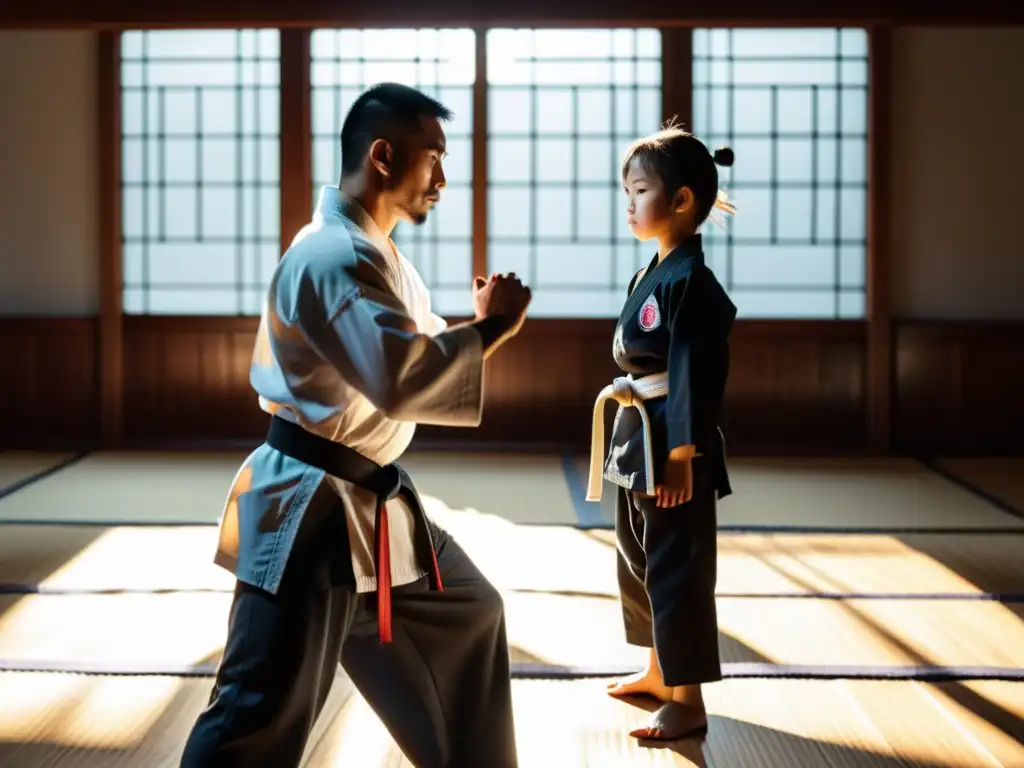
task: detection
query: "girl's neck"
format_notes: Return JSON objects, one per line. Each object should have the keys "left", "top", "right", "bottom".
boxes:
{"left": 656, "top": 230, "right": 695, "bottom": 262}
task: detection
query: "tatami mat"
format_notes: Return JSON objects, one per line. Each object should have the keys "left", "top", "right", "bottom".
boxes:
{"left": 313, "top": 676, "right": 1024, "bottom": 767}
{"left": 0, "top": 451, "right": 247, "bottom": 525}
{"left": 715, "top": 531, "right": 1024, "bottom": 597}
{"left": 0, "top": 450, "right": 581, "bottom": 526}
{"left": 3, "top": 451, "right": 1024, "bottom": 766}
{"left": 3, "top": 589, "right": 1023, "bottom": 674}
{"left": 398, "top": 451, "right": 580, "bottom": 524}
{"left": 2, "top": 520, "right": 1023, "bottom": 600}
{"left": 0, "top": 672, "right": 1020, "bottom": 767}
{"left": 580, "top": 456, "right": 1024, "bottom": 531}
{"left": 3, "top": 451, "right": 1021, "bottom": 532}
{"left": 0, "top": 525, "right": 233, "bottom": 592}
{"left": 426, "top": 507, "right": 1024, "bottom": 599}
{"left": 583, "top": 529, "right": 1024, "bottom": 599}
{"left": 504, "top": 593, "right": 1024, "bottom": 671}
{"left": 937, "top": 457, "right": 1024, "bottom": 519}
{"left": 0, "top": 669, "right": 357, "bottom": 768}
{"left": 0, "top": 451, "right": 76, "bottom": 494}
{"left": 715, "top": 457, "right": 1024, "bottom": 530}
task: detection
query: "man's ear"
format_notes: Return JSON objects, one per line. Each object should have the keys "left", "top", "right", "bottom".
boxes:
{"left": 368, "top": 138, "right": 393, "bottom": 178}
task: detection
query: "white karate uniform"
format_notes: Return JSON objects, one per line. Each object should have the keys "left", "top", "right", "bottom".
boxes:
{"left": 213, "top": 185, "right": 484, "bottom": 595}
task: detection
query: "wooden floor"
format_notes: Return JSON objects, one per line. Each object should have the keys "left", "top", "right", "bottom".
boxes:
{"left": 0, "top": 450, "right": 1023, "bottom": 767}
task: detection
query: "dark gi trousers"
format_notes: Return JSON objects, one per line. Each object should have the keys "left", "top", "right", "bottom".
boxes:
{"left": 612, "top": 459, "right": 722, "bottom": 688}
{"left": 180, "top": 486, "right": 518, "bottom": 768}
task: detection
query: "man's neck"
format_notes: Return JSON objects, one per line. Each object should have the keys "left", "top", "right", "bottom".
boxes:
{"left": 339, "top": 179, "right": 398, "bottom": 239}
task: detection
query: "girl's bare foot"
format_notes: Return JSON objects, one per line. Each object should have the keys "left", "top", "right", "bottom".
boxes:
{"left": 630, "top": 684, "right": 708, "bottom": 740}
{"left": 629, "top": 701, "right": 708, "bottom": 741}
{"left": 606, "top": 649, "right": 674, "bottom": 700}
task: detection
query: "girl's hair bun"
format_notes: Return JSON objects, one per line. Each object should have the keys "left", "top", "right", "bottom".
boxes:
{"left": 713, "top": 146, "right": 735, "bottom": 167}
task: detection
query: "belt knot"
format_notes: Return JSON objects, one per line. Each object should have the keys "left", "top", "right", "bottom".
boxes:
{"left": 610, "top": 376, "right": 636, "bottom": 407}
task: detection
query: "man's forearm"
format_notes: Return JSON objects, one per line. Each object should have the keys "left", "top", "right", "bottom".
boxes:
{"left": 451, "top": 316, "right": 514, "bottom": 359}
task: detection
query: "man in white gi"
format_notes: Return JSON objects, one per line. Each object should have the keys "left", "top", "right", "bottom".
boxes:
{"left": 180, "top": 82, "right": 530, "bottom": 768}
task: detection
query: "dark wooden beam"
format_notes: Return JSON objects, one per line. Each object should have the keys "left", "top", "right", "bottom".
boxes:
{"left": 471, "top": 29, "right": 489, "bottom": 282}
{"left": 866, "top": 27, "right": 892, "bottom": 451}
{"left": 661, "top": 28, "right": 693, "bottom": 128}
{"left": 4, "top": 0, "right": 1021, "bottom": 30}
{"left": 97, "top": 31, "right": 124, "bottom": 447}
{"left": 279, "top": 29, "right": 313, "bottom": 254}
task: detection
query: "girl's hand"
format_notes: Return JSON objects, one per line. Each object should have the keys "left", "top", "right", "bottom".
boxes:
{"left": 654, "top": 445, "right": 697, "bottom": 508}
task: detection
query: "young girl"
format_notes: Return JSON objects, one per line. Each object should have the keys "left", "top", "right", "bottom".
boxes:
{"left": 586, "top": 121, "right": 737, "bottom": 742}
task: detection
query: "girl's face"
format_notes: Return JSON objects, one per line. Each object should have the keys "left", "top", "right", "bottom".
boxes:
{"left": 623, "top": 161, "right": 698, "bottom": 242}
{"left": 623, "top": 165, "right": 674, "bottom": 242}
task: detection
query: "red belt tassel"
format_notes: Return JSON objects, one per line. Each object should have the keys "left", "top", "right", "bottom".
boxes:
{"left": 375, "top": 499, "right": 392, "bottom": 644}
{"left": 430, "top": 543, "right": 444, "bottom": 593}
{"left": 376, "top": 496, "right": 446, "bottom": 644}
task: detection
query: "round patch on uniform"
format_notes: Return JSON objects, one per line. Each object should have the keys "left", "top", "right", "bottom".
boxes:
{"left": 638, "top": 295, "right": 661, "bottom": 331}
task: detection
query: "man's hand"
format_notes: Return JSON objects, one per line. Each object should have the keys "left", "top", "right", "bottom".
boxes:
{"left": 655, "top": 445, "right": 697, "bottom": 508}
{"left": 472, "top": 275, "right": 491, "bottom": 320}
{"left": 473, "top": 272, "right": 531, "bottom": 336}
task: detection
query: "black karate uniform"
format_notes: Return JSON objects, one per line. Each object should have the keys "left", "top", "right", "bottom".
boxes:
{"left": 603, "top": 234, "right": 736, "bottom": 687}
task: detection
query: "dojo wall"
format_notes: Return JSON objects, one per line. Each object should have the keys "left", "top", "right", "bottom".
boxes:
{"left": 0, "top": 27, "right": 1021, "bottom": 452}
{"left": 0, "top": 32, "right": 101, "bottom": 443}
{"left": 888, "top": 27, "right": 1024, "bottom": 454}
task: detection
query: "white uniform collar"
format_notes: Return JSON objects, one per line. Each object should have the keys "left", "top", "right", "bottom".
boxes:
{"left": 316, "top": 185, "right": 395, "bottom": 260}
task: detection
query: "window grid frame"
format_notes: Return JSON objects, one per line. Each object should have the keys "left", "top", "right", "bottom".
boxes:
{"left": 309, "top": 28, "right": 477, "bottom": 304}
{"left": 484, "top": 28, "right": 664, "bottom": 317}
{"left": 119, "top": 29, "right": 281, "bottom": 316}
{"left": 692, "top": 27, "right": 869, "bottom": 319}
{"left": 114, "top": 26, "right": 873, "bottom": 321}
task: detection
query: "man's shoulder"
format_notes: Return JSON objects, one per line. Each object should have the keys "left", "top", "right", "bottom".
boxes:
{"left": 292, "top": 215, "right": 390, "bottom": 265}
{"left": 269, "top": 222, "right": 358, "bottom": 312}
{"left": 276, "top": 218, "right": 393, "bottom": 311}
{"left": 280, "top": 222, "right": 365, "bottom": 283}
{"left": 286, "top": 218, "right": 353, "bottom": 264}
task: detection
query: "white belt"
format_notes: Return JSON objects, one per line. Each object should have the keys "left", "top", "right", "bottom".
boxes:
{"left": 586, "top": 371, "right": 669, "bottom": 502}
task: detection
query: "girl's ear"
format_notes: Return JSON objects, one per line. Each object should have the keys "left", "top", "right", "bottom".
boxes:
{"left": 673, "top": 186, "right": 696, "bottom": 215}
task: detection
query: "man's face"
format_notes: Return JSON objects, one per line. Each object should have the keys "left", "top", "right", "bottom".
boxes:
{"left": 392, "top": 115, "right": 448, "bottom": 225}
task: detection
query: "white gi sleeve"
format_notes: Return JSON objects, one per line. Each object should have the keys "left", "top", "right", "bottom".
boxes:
{"left": 424, "top": 310, "right": 448, "bottom": 336}
{"left": 305, "top": 241, "right": 484, "bottom": 427}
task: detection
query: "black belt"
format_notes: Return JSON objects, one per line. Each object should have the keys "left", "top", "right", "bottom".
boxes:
{"left": 266, "top": 415, "right": 443, "bottom": 644}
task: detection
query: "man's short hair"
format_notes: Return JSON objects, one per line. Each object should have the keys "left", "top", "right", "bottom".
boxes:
{"left": 339, "top": 82, "right": 453, "bottom": 177}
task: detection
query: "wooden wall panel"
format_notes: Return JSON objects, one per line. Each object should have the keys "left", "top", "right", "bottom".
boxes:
{"left": 5, "top": 315, "right": 1021, "bottom": 456}
{"left": 118, "top": 316, "right": 868, "bottom": 453}
{"left": 421, "top": 319, "right": 868, "bottom": 452}
{"left": 121, "top": 316, "right": 264, "bottom": 443}
{"left": 720, "top": 321, "right": 866, "bottom": 451}
{"left": 0, "top": 318, "right": 99, "bottom": 448}
{"left": 422, "top": 319, "right": 622, "bottom": 447}
{"left": 893, "top": 320, "right": 1024, "bottom": 456}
